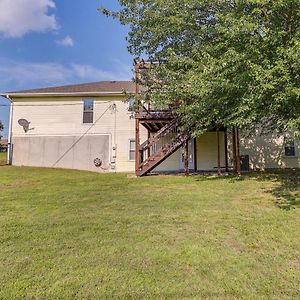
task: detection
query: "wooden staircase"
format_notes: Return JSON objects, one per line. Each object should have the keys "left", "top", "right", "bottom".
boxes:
{"left": 134, "top": 59, "right": 192, "bottom": 176}
{"left": 136, "top": 118, "right": 190, "bottom": 176}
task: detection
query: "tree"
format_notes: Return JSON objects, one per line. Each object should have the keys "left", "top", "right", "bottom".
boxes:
{"left": 0, "top": 120, "right": 3, "bottom": 139}
{"left": 102, "top": 0, "right": 300, "bottom": 136}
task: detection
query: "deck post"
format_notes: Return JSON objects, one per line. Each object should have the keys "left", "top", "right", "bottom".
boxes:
{"left": 184, "top": 139, "right": 189, "bottom": 175}
{"left": 235, "top": 128, "right": 241, "bottom": 175}
{"left": 224, "top": 128, "right": 229, "bottom": 172}
{"left": 194, "top": 138, "right": 197, "bottom": 172}
{"left": 232, "top": 128, "right": 237, "bottom": 174}
{"left": 135, "top": 63, "right": 141, "bottom": 176}
{"left": 217, "top": 129, "right": 221, "bottom": 176}
{"left": 147, "top": 130, "right": 151, "bottom": 159}
{"left": 135, "top": 120, "right": 140, "bottom": 175}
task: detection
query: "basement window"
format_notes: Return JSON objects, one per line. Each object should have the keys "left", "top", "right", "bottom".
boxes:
{"left": 284, "top": 138, "right": 296, "bottom": 157}
{"left": 128, "top": 139, "right": 136, "bottom": 161}
{"left": 83, "top": 99, "right": 94, "bottom": 124}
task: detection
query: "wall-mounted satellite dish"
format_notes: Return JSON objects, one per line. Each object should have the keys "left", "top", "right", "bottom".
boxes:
{"left": 94, "top": 158, "right": 102, "bottom": 167}
{"left": 18, "top": 119, "right": 31, "bottom": 133}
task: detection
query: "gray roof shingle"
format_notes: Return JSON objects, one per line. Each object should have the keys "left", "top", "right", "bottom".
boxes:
{"left": 4, "top": 81, "right": 135, "bottom": 96}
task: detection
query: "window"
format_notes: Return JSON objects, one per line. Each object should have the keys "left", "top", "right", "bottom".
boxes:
{"left": 284, "top": 138, "right": 296, "bottom": 157}
{"left": 128, "top": 139, "right": 136, "bottom": 161}
{"left": 128, "top": 98, "right": 136, "bottom": 112}
{"left": 83, "top": 99, "right": 94, "bottom": 124}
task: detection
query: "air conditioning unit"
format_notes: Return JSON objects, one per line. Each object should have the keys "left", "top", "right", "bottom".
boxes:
{"left": 240, "top": 155, "right": 250, "bottom": 172}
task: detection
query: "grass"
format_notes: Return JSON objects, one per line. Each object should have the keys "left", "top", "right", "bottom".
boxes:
{"left": 0, "top": 152, "right": 6, "bottom": 165}
{"left": 0, "top": 166, "right": 299, "bottom": 299}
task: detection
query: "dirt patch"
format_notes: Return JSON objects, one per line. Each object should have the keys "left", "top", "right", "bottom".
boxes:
{"left": 0, "top": 180, "right": 36, "bottom": 189}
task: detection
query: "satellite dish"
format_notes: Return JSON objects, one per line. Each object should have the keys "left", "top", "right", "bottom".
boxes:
{"left": 18, "top": 119, "right": 30, "bottom": 133}
{"left": 18, "top": 119, "right": 30, "bottom": 127}
{"left": 94, "top": 158, "right": 102, "bottom": 167}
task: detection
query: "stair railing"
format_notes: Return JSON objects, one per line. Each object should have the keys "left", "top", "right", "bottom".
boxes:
{"left": 138, "top": 132, "right": 190, "bottom": 175}
{"left": 139, "top": 119, "right": 179, "bottom": 164}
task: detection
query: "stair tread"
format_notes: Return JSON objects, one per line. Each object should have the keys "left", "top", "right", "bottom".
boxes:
{"left": 139, "top": 133, "right": 190, "bottom": 176}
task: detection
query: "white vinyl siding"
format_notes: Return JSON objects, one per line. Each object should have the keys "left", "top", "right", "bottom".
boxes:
{"left": 11, "top": 96, "right": 148, "bottom": 172}
{"left": 10, "top": 95, "right": 300, "bottom": 172}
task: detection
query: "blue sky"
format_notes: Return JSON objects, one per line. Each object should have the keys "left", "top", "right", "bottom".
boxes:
{"left": 0, "top": 0, "right": 132, "bottom": 138}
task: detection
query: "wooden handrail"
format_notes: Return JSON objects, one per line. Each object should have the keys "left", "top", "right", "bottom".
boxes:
{"left": 139, "top": 119, "right": 178, "bottom": 152}
{"left": 137, "top": 133, "right": 190, "bottom": 176}
{"left": 135, "top": 110, "right": 174, "bottom": 120}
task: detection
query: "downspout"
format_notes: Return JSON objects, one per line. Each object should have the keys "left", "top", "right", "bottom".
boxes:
{"left": 6, "top": 95, "right": 13, "bottom": 165}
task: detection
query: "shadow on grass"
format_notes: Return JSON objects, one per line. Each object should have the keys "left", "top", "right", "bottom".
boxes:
{"left": 0, "top": 161, "right": 7, "bottom": 167}
{"left": 249, "top": 169, "right": 299, "bottom": 210}
{"left": 194, "top": 170, "right": 300, "bottom": 210}
{"left": 0, "top": 152, "right": 7, "bottom": 166}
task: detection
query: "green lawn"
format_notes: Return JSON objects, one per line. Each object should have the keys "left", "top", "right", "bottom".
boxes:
{"left": 0, "top": 152, "right": 6, "bottom": 166}
{"left": 0, "top": 166, "right": 299, "bottom": 299}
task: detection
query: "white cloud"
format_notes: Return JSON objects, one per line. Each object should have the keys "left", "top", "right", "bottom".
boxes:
{"left": 0, "top": 60, "right": 132, "bottom": 90}
{"left": 71, "top": 64, "right": 114, "bottom": 80}
{"left": 0, "top": 0, "right": 58, "bottom": 38}
{"left": 56, "top": 35, "right": 74, "bottom": 47}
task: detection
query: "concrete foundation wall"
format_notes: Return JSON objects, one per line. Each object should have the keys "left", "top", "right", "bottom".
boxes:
{"left": 12, "top": 135, "right": 110, "bottom": 172}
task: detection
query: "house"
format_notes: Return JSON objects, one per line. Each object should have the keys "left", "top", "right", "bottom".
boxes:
{"left": 0, "top": 139, "right": 8, "bottom": 152}
{"left": 1, "top": 80, "right": 299, "bottom": 174}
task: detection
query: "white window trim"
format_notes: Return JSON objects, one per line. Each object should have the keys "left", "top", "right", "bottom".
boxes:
{"left": 128, "top": 98, "right": 135, "bottom": 112}
{"left": 128, "top": 139, "right": 136, "bottom": 161}
{"left": 82, "top": 98, "right": 95, "bottom": 125}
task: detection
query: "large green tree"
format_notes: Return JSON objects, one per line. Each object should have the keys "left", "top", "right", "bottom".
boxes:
{"left": 0, "top": 121, "right": 3, "bottom": 142}
{"left": 102, "top": 0, "right": 300, "bottom": 136}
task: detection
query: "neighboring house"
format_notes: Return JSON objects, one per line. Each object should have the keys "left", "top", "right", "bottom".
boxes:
{"left": 1, "top": 80, "right": 299, "bottom": 174}
{"left": 0, "top": 139, "right": 8, "bottom": 152}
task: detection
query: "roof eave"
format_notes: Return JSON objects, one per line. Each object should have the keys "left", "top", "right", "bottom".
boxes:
{"left": 0, "top": 91, "right": 130, "bottom": 99}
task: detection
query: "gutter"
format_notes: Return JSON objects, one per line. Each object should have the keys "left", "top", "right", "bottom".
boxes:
{"left": 0, "top": 91, "right": 131, "bottom": 98}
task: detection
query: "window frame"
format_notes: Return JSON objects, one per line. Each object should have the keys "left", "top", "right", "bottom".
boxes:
{"left": 128, "top": 139, "right": 136, "bottom": 161}
{"left": 283, "top": 137, "right": 297, "bottom": 157}
{"left": 82, "top": 98, "right": 95, "bottom": 124}
{"left": 128, "top": 98, "right": 136, "bottom": 112}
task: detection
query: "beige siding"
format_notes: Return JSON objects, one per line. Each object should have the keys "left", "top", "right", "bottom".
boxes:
{"left": 154, "top": 132, "right": 226, "bottom": 172}
{"left": 240, "top": 132, "right": 300, "bottom": 170}
{"left": 196, "top": 132, "right": 226, "bottom": 171}
{"left": 154, "top": 150, "right": 181, "bottom": 172}
{"left": 10, "top": 95, "right": 299, "bottom": 172}
{"left": 11, "top": 96, "right": 147, "bottom": 172}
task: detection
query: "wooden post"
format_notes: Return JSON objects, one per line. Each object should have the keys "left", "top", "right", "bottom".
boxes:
{"left": 184, "top": 139, "right": 189, "bottom": 175}
{"left": 224, "top": 129, "right": 229, "bottom": 172}
{"left": 232, "top": 128, "right": 237, "bottom": 174}
{"left": 194, "top": 138, "right": 197, "bottom": 172}
{"left": 147, "top": 130, "right": 151, "bottom": 158}
{"left": 217, "top": 129, "right": 221, "bottom": 176}
{"left": 135, "top": 63, "right": 140, "bottom": 176}
{"left": 235, "top": 128, "right": 241, "bottom": 175}
{"left": 135, "top": 119, "right": 140, "bottom": 175}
